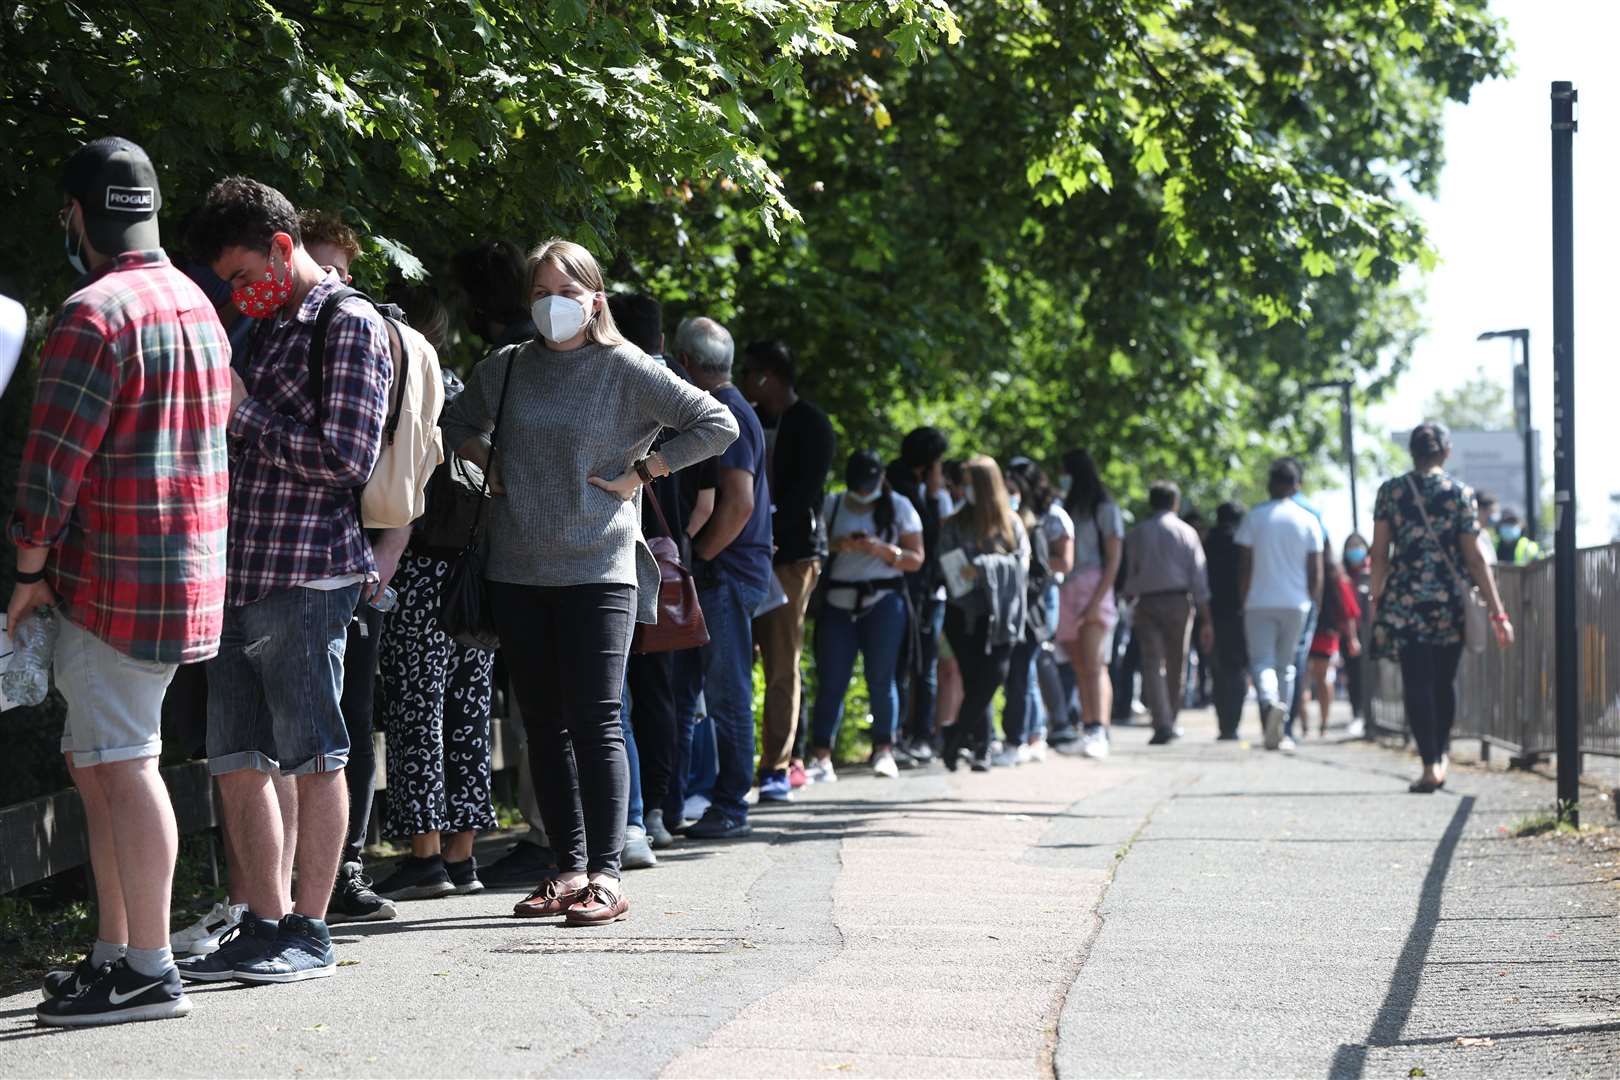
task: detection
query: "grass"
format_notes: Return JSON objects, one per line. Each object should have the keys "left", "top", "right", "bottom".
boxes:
{"left": 1508, "top": 804, "right": 1583, "bottom": 838}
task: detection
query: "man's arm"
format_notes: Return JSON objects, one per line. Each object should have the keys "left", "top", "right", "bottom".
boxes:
{"left": 1237, "top": 546, "right": 1253, "bottom": 606}
{"left": 692, "top": 467, "right": 754, "bottom": 562}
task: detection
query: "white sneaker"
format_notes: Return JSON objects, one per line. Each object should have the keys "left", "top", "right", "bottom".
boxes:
{"left": 806, "top": 758, "right": 838, "bottom": 784}
{"left": 1279, "top": 735, "right": 1298, "bottom": 753}
{"left": 872, "top": 751, "right": 899, "bottom": 779}
{"left": 1081, "top": 726, "right": 1110, "bottom": 759}
{"left": 992, "top": 746, "right": 1021, "bottom": 768}
{"left": 1027, "top": 738, "right": 1048, "bottom": 763}
{"left": 1263, "top": 706, "right": 1285, "bottom": 751}
{"left": 1346, "top": 718, "right": 1366, "bottom": 738}
{"left": 682, "top": 793, "right": 712, "bottom": 822}
{"left": 170, "top": 900, "right": 247, "bottom": 957}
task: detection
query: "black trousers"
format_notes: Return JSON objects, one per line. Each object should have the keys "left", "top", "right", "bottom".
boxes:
{"left": 1211, "top": 613, "right": 1249, "bottom": 737}
{"left": 1398, "top": 641, "right": 1464, "bottom": 767}
{"left": 625, "top": 649, "right": 676, "bottom": 816}
{"left": 943, "top": 605, "right": 1012, "bottom": 757}
{"left": 340, "top": 602, "right": 383, "bottom": 865}
{"left": 492, "top": 583, "right": 635, "bottom": 878}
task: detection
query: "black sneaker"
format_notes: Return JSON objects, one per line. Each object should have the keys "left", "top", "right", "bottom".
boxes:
{"left": 41, "top": 956, "right": 111, "bottom": 1001}
{"left": 1148, "top": 728, "right": 1179, "bottom": 746}
{"left": 36, "top": 959, "right": 190, "bottom": 1028}
{"left": 374, "top": 855, "right": 455, "bottom": 901}
{"left": 327, "top": 861, "right": 399, "bottom": 924}
{"left": 177, "top": 913, "right": 279, "bottom": 982}
{"left": 445, "top": 857, "right": 484, "bottom": 895}
{"left": 684, "top": 807, "right": 752, "bottom": 840}
{"left": 479, "top": 841, "right": 558, "bottom": 887}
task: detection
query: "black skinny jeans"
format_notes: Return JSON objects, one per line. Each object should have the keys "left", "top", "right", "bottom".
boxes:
{"left": 626, "top": 649, "right": 677, "bottom": 816}
{"left": 491, "top": 583, "right": 635, "bottom": 879}
{"left": 340, "top": 601, "right": 383, "bottom": 866}
{"left": 1211, "top": 612, "right": 1249, "bottom": 738}
{"left": 1398, "top": 640, "right": 1464, "bottom": 767}
{"left": 944, "top": 605, "right": 1012, "bottom": 757}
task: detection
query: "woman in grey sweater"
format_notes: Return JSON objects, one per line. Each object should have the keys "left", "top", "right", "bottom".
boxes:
{"left": 440, "top": 240, "right": 737, "bottom": 925}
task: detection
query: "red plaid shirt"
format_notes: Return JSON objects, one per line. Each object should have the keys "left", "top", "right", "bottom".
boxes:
{"left": 9, "top": 251, "right": 231, "bottom": 664}
{"left": 226, "top": 274, "right": 390, "bottom": 606}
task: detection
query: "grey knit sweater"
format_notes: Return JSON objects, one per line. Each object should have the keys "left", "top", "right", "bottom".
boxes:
{"left": 440, "top": 339, "right": 738, "bottom": 623}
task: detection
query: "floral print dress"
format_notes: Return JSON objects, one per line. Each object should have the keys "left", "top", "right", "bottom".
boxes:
{"left": 1371, "top": 470, "right": 1481, "bottom": 659}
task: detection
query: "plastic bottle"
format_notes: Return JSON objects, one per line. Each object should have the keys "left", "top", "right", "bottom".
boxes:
{"left": 3, "top": 607, "right": 58, "bottom": 708}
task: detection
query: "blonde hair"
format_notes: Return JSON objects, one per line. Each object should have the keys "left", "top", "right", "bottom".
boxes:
{"left": 526, "top": 238, "right": 626, "bottom": 347}
{"left": 959, "top": 455, "right": 1019, "bottom": 553}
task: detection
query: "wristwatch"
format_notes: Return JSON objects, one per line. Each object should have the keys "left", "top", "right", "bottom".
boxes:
{"left": 634, "top": 458, "right": 655, "bottom": 484}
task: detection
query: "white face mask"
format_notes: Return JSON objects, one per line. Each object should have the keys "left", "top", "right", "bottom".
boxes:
{"left": 533, "top": 293, "right": 594, "bottom": 343}
{"left": 848, "top": 486, "right": 883, "bottom": 505}
{"left": 962, "top": 486, "right": 976, "bottom": 507}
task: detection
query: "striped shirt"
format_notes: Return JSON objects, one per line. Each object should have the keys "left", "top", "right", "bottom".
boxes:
{"left": 226, "top": 273, "right": 391, "bottom": 607}
{"left": 9, "top": 250, "right": 231, "bottom": 664}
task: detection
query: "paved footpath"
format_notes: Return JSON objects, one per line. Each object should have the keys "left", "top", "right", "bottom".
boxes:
{"left": 2, "top": 707, "right": 1617, "bottom": 1078}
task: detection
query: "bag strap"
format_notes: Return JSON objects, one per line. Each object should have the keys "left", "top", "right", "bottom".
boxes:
{"left": 644, "top": 479, "right": 678, "bottom": 542}
{"left": 1403, "top": 474, "right": 1472, "bottom": 595}
{"left": 464, "top": 349, "right": 519, "bottom": 546}
{"left": 308, "top": 286, "right": 365, "bottom": 432}
{"left": 821, "top": 495, "right": 844, "bottom": 582}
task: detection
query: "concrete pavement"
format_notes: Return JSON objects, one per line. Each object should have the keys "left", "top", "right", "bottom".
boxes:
{"left": 1, "top": 707, "right": 1616, "bottom": 1078}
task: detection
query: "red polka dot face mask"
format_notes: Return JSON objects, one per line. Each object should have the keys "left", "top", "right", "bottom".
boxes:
{"left": 232, "top": 244, "right": 294, "bottom": 318}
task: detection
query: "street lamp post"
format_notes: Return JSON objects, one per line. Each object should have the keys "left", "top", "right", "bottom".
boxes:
{"left": 1309, "top": 380, "right": 1358, "bottom": 533}
{"left": 1477, "top": 328, "right": 1537, "bottom": 542}
{"left": 1550, "top": 80, "right": 1579, "bottom": 824}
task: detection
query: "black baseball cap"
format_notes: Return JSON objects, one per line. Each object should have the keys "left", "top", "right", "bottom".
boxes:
{"left": 62, "top": 137, "right": 162, "bottom": 255}
{"left": 846, "top": 450, "right": 885, "bottom": 494}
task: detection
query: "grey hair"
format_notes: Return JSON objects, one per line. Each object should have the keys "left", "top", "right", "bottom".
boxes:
{"left": 675, "top": 316, "right": 734, "bottom": 377}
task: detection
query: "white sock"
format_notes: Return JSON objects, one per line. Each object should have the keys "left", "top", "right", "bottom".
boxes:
{"left": 89, "top": 939, "right": 127, "bottom": 967}
{"left": 125, "top": 945, "right": 174, "bottom": 978}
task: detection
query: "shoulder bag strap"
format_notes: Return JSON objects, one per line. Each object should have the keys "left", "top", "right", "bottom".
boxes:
{"left": 465, "top": 349, "right": 519, "bottom": 545}
{"left": 1404, "top": 474, "right": 1471, "bottom": 596}
{"left": 644, "top": 478, "right": 678, "bottom": 541}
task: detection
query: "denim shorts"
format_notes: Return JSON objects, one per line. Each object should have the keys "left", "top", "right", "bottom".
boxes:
{"left": 206, "top": 584, "right": 359, "bottom": 776}
{"left": 55, "top": 614, "right": 178, "bottom": 768}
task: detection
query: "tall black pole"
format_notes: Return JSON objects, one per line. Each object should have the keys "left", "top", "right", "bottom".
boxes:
{"left": 1551, "top": 81, "right": 1579, "bottom": 823}
{"left": 1519, "top": 332, "right": 1537, "bottom": 542}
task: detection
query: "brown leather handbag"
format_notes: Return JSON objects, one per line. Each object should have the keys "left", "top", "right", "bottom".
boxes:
{"left": 631, "top": 486, "right": 709, "bottom": 654}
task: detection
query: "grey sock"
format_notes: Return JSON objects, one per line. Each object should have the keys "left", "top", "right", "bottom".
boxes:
{"left": 125, "top": 945, "right": 174, "bottom": 978}
{"left": 90, "top": 939, "right": 127, "bottom": 967}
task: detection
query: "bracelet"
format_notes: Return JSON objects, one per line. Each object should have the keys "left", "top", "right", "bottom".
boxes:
{"left": 1490, "top": 613, "right": 1511, "bottom": 623}
{"left": 14, "top": 567, "right": 44, "bottom": 584}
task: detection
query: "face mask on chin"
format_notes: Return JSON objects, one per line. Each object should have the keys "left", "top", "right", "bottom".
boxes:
{"left": 63, "top": 212, "right": 87, "bottom": 276}
{"left": 533, "top": 293, "right": 594, "bottom": 344}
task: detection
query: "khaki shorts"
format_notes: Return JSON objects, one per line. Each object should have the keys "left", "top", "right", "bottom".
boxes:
{"left": 55, "top": 614, "right": 178, "bottom": 768}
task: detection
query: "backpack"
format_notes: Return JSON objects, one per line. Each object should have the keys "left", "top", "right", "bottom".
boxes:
{"left": 1024, "top": 515, "right": 1056, "bottom": 642}
{"left": 309, "top": 288, "right": 445, "bottom": 529}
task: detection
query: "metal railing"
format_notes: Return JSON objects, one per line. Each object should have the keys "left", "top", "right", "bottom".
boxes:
{"left": 1369, "top": 542, "right": 1620, "bottom": 760}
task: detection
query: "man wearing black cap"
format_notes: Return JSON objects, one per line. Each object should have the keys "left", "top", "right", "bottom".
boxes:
{"left": 1203, "top": 500, "right": 1249, "bottom": 739}
{"left": 11, "top": 137, "right": 232, "bottom": 1027}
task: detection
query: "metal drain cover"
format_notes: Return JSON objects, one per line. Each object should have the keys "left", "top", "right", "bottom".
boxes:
{"left": 498, "top": 936, "right": 749, "bottom": 955}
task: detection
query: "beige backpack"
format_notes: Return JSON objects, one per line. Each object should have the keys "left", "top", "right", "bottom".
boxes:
{"left": 309, "top": 289, "right": 445, "bottom": 529}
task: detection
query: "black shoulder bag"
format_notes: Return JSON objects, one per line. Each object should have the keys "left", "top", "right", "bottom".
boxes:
{"left": 438, "top": 352, "right": 517, "bottom": 651}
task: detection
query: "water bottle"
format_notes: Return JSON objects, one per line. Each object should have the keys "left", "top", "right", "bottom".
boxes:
{"left": 3, "top": 606, "right": 59, "bottom": 708}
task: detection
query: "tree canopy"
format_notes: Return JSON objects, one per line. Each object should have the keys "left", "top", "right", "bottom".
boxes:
{"left": 1, "top": 0, "right": 1510, "bottom": 512}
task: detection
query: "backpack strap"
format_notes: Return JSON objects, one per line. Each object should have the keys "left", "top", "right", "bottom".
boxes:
{"left": 307, "top": 285, "right": 367, "bottom": 433}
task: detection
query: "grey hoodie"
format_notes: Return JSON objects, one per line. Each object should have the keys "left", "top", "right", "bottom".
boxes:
{"left": 938, "top": 513, "right": 1030, "bottom": 650}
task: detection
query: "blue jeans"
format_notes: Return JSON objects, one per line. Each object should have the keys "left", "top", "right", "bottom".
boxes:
{"left": 696, "top": 573, "right": 767, "bottom": 821}
{"left": 665, "top": 647, "right": 710, "bottom": 823}
{"left": 1286, "top": 604, "right": 1318, "bottom": 737}
{"left": 207, "top": 584, "right": 360, "bottom": 776}
{"left": 811, "top": 591, "right": 908, "bottom": 750}
{"left": 621, "top": 676, "right": 644, "bottom": 832}
{"left": 1244, "top": 607, "right": 1308, "bottom": 719}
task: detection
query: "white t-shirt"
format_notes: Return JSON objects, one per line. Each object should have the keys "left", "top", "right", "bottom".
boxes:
{"left": 823, "top": 491, "right": 923, "bottom": 602}
{"left": 0, "top": 295, "right": 24, "bottom": 398}
{"left": 1235, "top": 498, "right": 1322, "bottom": 612}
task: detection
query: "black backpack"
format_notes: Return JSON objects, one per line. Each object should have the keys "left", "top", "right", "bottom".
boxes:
{"left": 1024, "top": 517, "right": 1055, "bottom": 642}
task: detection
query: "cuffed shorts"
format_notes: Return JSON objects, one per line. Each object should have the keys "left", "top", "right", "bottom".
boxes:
{"left": 55, "top": 614, "right": 178, "bottom": 768}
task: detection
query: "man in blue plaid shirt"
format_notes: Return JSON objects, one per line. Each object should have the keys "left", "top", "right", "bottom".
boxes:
{"left": 181, "top": 177, "right": 392, "bottom": 986}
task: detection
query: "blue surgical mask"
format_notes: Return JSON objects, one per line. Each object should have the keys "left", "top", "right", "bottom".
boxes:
{"left": 1344, "top": 547, "right": 1367, "bottom": 565}
{"left": 1499, "top": 525, "right": 1522, "bottom": 543}
{"left": 1008, "top": 492, "right": 1022, "bottom": 513}
{"left": 64, "top": 213, "right": 86, "bottom": 276}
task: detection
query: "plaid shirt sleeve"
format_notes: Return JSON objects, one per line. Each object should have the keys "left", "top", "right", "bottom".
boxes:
{"left": 229, "top": 299, "right": 391, "bottom": 488}
{"left": 10, "top": 300, "right": 119, "bottom": 549}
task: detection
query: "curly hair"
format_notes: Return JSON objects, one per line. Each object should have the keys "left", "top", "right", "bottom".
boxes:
{"left": 297, "top": 209, "right": 361, "bottom": 262}
{"left": 187, "top": 177, "right": 300, "bottom": 262}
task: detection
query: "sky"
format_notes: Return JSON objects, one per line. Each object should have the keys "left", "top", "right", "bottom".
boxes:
{"left": 1311, "top": 0, "right": 1619, "bottom": 548}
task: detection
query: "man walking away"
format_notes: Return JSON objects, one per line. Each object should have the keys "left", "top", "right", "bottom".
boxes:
{"left": 1121, "top": 482, "right": 1213, "bottom": 746}
{"left": 743, "top": 339, "right": 835, "bottom": 801}
{"left": 1203, "top": 501, "right": 1249, "bottom": 739}
{"left": 182, "top": 177, "right": 392, "bottom": 985}
{"left": 16, "top": 137, "right": 230, "bottom": 1026}
{"left": 1236, "top": 461, "right": 1324, "bottom": 752}
{"left": 679, "top": 317, "right": 774, "bottom": 839}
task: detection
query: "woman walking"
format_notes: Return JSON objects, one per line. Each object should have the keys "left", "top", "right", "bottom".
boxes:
{"left": 1369, "top": 423, "right": 1513, "bottom": 793}
{"left": 939, "top": 456, "right": 1030, "bottom": 772}
{"left": 1055, "top": 449, "right": 1124, "bottom": 759}
{"left": 441, "top": 240, "right": 737, "bottom": 923}
{"left": 1304, "top": 540, "right": 1361, "bottom": 739}
{"left": 1341, "top": 531, "right": 1373, "bottom": 737}
{"left": 807, "top": 451, "right": 925, "bottom": 782}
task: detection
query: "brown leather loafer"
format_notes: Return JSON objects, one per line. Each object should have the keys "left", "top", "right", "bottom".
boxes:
{"left": 564, "top": 882, "right": 630, "bottom": 926}
{"left": 513, "top": 877, "right": 582, "bottom": 918}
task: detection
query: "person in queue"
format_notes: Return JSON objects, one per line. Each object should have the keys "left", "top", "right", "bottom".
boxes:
{"left": 1055, "top": 449, "right": 1124, "bottom": 759}
{"left": 440, "top": 240, "right": 737, "bottom": 924}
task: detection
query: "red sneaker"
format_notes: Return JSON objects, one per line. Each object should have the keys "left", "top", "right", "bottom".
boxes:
{"left": 788, "top": 762, "right": 808, "bottom": 789}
